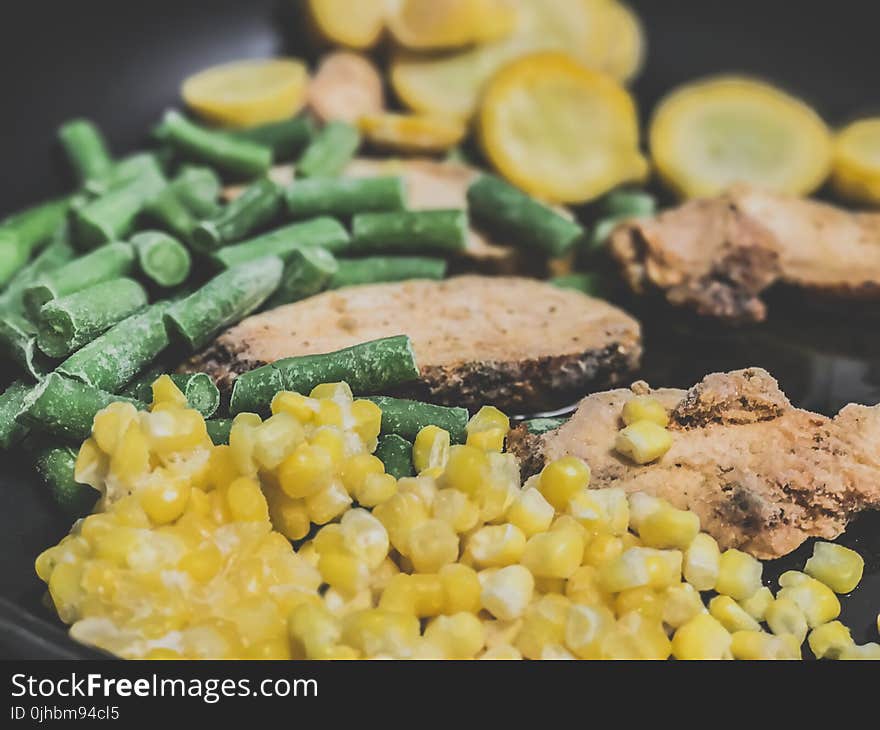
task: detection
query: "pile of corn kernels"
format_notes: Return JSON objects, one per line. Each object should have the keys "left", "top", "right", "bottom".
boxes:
{"left": 35, "top": 377, "right": 879, "bottom": 659}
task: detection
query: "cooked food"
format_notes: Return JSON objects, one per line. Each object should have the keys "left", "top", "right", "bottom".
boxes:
{"left": 649, "top": 76, "right": 832, "bottom": 199}
{"left": 305, "top": 0, "right": 386, "bottom": 50}
{"left": 359, "top": 112, "right": 468, "bottom": 155}
{"left": 609, "top": 184, "right": 880, "bottom": 322}
{"left": 183, "top": 276, "right": 643, "bottom": 412}
{"left": 509, "top": 367, "right": 880, "bottom": 559}
{"left": 386, "top": 0, "right": 516, "bottom": 50}
{"left": 308, "top": 51, "right": 384, "bottom": 125}
{"left": 832, "top": 118, "right": 880, "bottom": 206}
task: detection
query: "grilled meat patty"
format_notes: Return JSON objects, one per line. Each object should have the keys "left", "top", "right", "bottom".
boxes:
{"left": 508, "top": 367, "right": 880, "bottom": 558}
{"left": 183, "top": 275, "right": 642, "bottom": 413}
{"left": 609, "top": 185, "right": 880, "bottom": 323}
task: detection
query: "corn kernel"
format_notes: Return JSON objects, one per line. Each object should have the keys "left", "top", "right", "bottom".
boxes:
{"left": 145, "top": 408, "right": 208, "bottom": 454}
{"left": 628, "top": 492, "right": 665, "bottom": 532}
{"left": 609, "top": 611, "right": 672, "bottom": 660}
{"left": 396, "top": 475, "right": 437, "bottom": 509}
{"left": 582, "top": 534, "right": 624, "bottom": 568}
{"left": 466, "top": 524, "right": 526, "bottom": 568}
{"left": 268, "top": 492, "right": 311, "bottom": 541}
{"left": 228, "top": 413, "right": 261, "bottom": 474}
{"left": 252, "top": 413, "right": 304, "bottom": 470}
{"left": 709, "top": 595, "right": 762, "bottom": 633}
{"left": 151, "top": 374, "right": 188, "bottom": 409}
{"left": 412, "top": 425, "right": 451, "bottom": 474}
{"left": 407, "top": 519, "right": 459, "bottom": 573}
{"left": 671, "top": 613, "right": 732, "bottom": 660}
{"left": 568, "top": 487, "right": 629, "bottom": 535}
{"left": 340, "top": 508, "right": 389, "bottom": 569}
{"left": 505, "top": 488, "right": 553, "bottom": 537}
{"left": 109, "top": 421, "right": 150, "bottom": 488}
{"left": 319, "top": 552, "right": 370, "bottom": 596}
{"left": 305, "top": 482, "right": 352, "bottom": 524}
{"left": 565, "top": 565, "right": 606, "bottom": 606}
{"left": 662, "top": 583, "right": 705, "bottom": 628}
{"left": 681, "top": 532, "right": 720, "bottom": 591}
{"left": 804, "top": 541, "right": 864, "bottom": 594}
{"left": 432, "top": 489, "right": 480, "bottom": 533}
{"left": 313, "top": 399, "right": 343, "bottom": 428}
{"left": 480, "top": 565, "right": 534, "bottom": 620}
{"left": 564, "top": 603, "right": 615, "bottom": 659}
{"left": 271, "top": 391, "right": 316, "bottom": 422}
{"left": 425, "top": 613, "right": 485, "bottom": 658}
{"left": 615, "top": 586, "right": 664, "bottom": 621}
{"left": 638, "top": 504, "right": 700, "bottom": 550}
{"left": 438, "top": 563, "right": 480, "bottom": 614}
{"left": 739, "top": 586, "right": 774, "bottom": 622}
{"left": 466, "top": 405, "right": 509, "bottom": 453}
{"left": 622, "top": 396, "right": 669, "bottom": 427}
{"left": 599, "top": 547, "right": 653, "bottom": 592}
{"left": 372, "top": 492, "right": 429, "bottom": 555}
{"left": 310, "top": 428, "right": 346, "bottom": 464}
{"left": 839, "top": 642, "right": 880, "bottom": 660}
{"left": 515, "top": 593, "right": 570, "bottom": 659}
{"left": 777, "top": 576, "right": 841, "bottom": 628}
{"left": 808, "top": 620, "right": 853, "bottom": 659}
{"left": 538, "top": 457, "right": 590, "bottom": 510}
{"left": 715, "top": 548, "right": 762, "bottom": 600}
{"left": 731, "top": 630, "right": 800, "bottom": 660}
{"left": 615, "top": 420, "right": 672, "bottom": 464}
{"left": 356, "top": 472, "right": 398, "bottom": 508}
{"left": 74, "top": 437, "right": 107, "bottom": 486}
{"left": 288, "top": 603, "right": 341, "bottom": 659}
{"left": 140, "top": 476, "right": 190, "bottom": 525}
{"left": 179, "top": 542, "right": 223, "bottom": 583}
{"left": 341, "top": 609, "right": 421, "bottom": 658}
{"left": 350, "top": 399, "right": 382, "bottom": 444}
{"left": 439, "top": 444, "right": 489, "bottom": 496}
{"left": 765, "top": 597, "right": 808, "bottom": 644}
{"left": 278, "top": 443, "right": 334, "bottom": 499}
{"left": 92, "top": 402, "right": 139, "bottom": 454}
{"left": 481, "top": 644, "right": 522, "bottom": 659}
{"left": 521, "top": 528, "right": 584, "bottom": 579}
{"left": 226, "top": 477, "right": 269, "bottom": 522}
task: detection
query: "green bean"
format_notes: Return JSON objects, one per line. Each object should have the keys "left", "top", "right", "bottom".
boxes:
{"left": 329, "top": 256, "right": 446, "bottom": 289}
{"left": 0, "top": 315, "right": 54, "bottom": 379}
{"left": 119, "top": 361, "right": 168, "bottom": 401}
{"left": 583, "top": 216, "right": 633, "bottom": 256}
{"left": 230, "top": 116, "right": 315, "bottom": 161}
{"left": 192, "top": 177, "right": 282, "bottom": 252}
{"left": 155, "top": 110, "right": 272, "bottom": 178}
{"left": 0, "top": 224, "right": 75, "bottom": 313}
{"left": 142, "top": 186, "right": 199, "bottom": 240}
{"left": 366, "top": 395, "right": 468, "bottom": 443}
{"left": 230, "top": 335, "right": 420, "bottom": 415}
{"left": 0, "top": 381, "right": 32, "bottom": 449}
{"left": 84, "top": 152, "right": 164, "bottom": 196}
{"left": 601, "top": 189, "right": 656, "bottom": 219}
{"left": 212, "top": 217, "right": 350, "bottom": 269}
{"left": 522, "top": 416, "right": 568, "bottom": 435}
{"left": 206, "top": 418, "right": 233, "bottom": 446}
{"left": 56, "top": 301, "right": 172, "bottom": 393}
{"left": 57, "top": 118, "right": 113, "bottom": 184}
{"left": 296, "top": 121, "right": 360, "bottom": 178}
{"left": 33, "top": 445, "right": 99, "bottom": 517}
{"left": 164, "top": 255, "right": 284, "bottom": 351}
{"left": 17, "top": 372, "right": 144, "bottom": 442}
{"left": 266, "top": 247, "right": 338, "bottom": 307}
{"left": 73, "top": 157, "right": 167, "bottom": 248}
{"left": 170, "top": 165, "right": 222, "bottom": 218}
{"left": 550, "top": 272, "right": 606, "bottom": 297}
{"left": 23, "top": 241, "right": 135, "bottom": 319}
{"left": 36, "top": 277, "right": 148, "bottom": 358}
{"left": 467, "top": 174, "right": 584, "bottom": 258}
{"left": 351, "top": 210, "right": 468, "bottom": 254}
{"left": 168, "top": 373, "right": 220, "bottom": 418}
{"left": 0, "top": 197, "right": 71, "bottom": 287}
{"left": 374, "top": 434, "right": 415, "bottom": 480}
{"left": 286, "top": 176, "right": 406, "bottom": 219}
{"left": 132, "top": 231, "right": 192, "bottom": 288}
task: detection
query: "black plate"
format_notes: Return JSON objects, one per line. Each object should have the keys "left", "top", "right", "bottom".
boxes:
{"left": 1, "top": 0, "right": 879, "bottom": 658}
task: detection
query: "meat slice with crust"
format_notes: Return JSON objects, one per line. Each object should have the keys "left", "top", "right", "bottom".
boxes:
{"left": 609, "top": 185, "right": 880, "bottom": 323}
{"left": 508, "top": 368, "right": 880, "bottom": 558}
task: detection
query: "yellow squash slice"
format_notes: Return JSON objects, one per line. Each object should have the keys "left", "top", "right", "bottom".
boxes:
{"left": 601, "top": 2, "right": 645, "bottom": 83}
{"left": 478, "top": 52, "right": 648, "bottom": 203}
{"left": 832, "top": 118, "right": 880, "bottom": 206}
{"left": 390, "top": 0, "right": 613, "bottom": 119}
{"left": 649, "top": 76, "right": 832, "bottom": 198}
{"left": 182, "top": 58, "right": 309, "bottom": 128}
{"left": 360, "top": 112, "right": 468, "bottom": 153}
{"left": 306, "top": 0, "right": 387, "bottom": 50}
{"left": 387, "top": 0, "right": 517, "bottom": 50}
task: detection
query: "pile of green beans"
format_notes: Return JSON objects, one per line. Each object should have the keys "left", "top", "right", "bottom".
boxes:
{"left": 0, "top": 106, "right": 645, "bottom": 518}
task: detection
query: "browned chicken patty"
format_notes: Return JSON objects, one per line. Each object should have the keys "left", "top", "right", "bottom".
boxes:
{"left": 182, "top": 275, "right": 642, "bottom": 413}
{"left": 609, "top": 185, "right": 880, "bottom": 323}
{"left": 508, "top": 367, "right": 880, "bottom": 558}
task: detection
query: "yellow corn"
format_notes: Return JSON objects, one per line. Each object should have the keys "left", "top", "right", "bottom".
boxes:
{"left": 424, "top": 613, "right": 485, "bottom": 658}
{"left": 765, "top": 597, "right": 808, "bottom": 644}
{"left": 350, "top": 399, "right": 382, "bottom": 444}
{"left": 341, "top": 609, "right": 421, "bottom": 658}
{"left": 538, "top": 456, "right": 590, "bottom": 510}
{"left": 715, "top": 548, "right": 763, "bottom": 600}
{"left": 739, "top": 585, "right": 774, "bottom": 622}
{"left": 372, "top": 492, "right": 429, "bottom": 555}
{"left": 481, "top": 644, "right": 523, "bottom": 659}
{"left": 340, "top": 508, "right": 389, "bottom": 569}
{"left": 466, "top": 405, "right": 509, "bottom": 452}
{"left": 515, "top": 594, "right": 571, "bottom": 660}
{"left": 287, "top": 603, "right": 341, "bottom": 660}
{"left": 226, "top": 476, "right": 270, "bottom": 522}
{"left": 228, "top": 413, "right": 261, "bottom": 475}
{"left": 708, "top": 595, "right": 762, "bottom": 633}
{"left": 731, "top": 630, "right": 800, "bottom": 660}
{"left": 139, "top": 474, "right": 191, "bottom": 525}
{"left": 638, "top": 503, "right": 700, "bottom": 550}
{"left": 506, "top": 488, "right": 554, "bottom": 537}
{"left": 439, "top": 563, "right": 481, "bottom": 614}
{"left": 565, "top": 565, "right": 606, "bottom": 606}
{"left": 671, "top": 613, "right": 732, "bottom": 660}
{"left": 627, "top": 492, "right": 665, "bottom": 532}
{"left": 356, "top": 472, "right": 398, "bottom": 508}
{"left": 777, "top": 575, "right": 841, "bottom": 628}
{"left": 582, "top": 533, "right": 624, "bottom": 568}
{"left": 412, "top": 425, "right": 450, "bottom": 474}
{"left": 271, "top": 390, "right": 317, "bottom": 423}
{"left": 615, "top": 587, "right": 665, "bottom": 621}
{"left": 432, "top": 489, "right": 480, "bottom": 533}
{"left": 808, "top": 620, "right": 853, "bottom": 660}
{"left": 607, "top": 611, "right": 672, "bottom": 660}
{"left": 564, "top": 604, "right": 615, "bottom": 659}
{"left": 480, "top": 565, "right": 534, "bottom": 620}
{"left": 662, "top": 583, "right": 705, "bottom": 628}
{"left": 804, "top": 541, "right": 864, "bottom": 594}
{"left": 621, "top": 396, "right": 669, "bottom": 427}
{"left": 408, "top": 519, "right": 459, "bottom": 573}
{"left": 614, "top": 420, "right": 672, "bottom": 464}
{"left": 92, "top": 402, "right": 139, "bottom": 454}
{"left": 520, "top": 528, "right": 584, "bottom": 579}
{"left": 682, "top": 532, "right": 720, "bottom": 591}
{"left": 319, "top": 552, "right": 371, "bottom": 596}
{"left": 277, "top": 443, "right": 334, "bottom": 499}
{"left": 305, "top": 482, "right": 352, "bottom": 524}
{"left": 253, "top": 412, "right": 304, "bottom": 470}
{"left": 150, "top": 374, "right": 187, "bottom": 410}
{"left": 568, "top": 487, "right": 629, "bottom": 535}
{"left": 466, "top": 524, "right": 526, "bottom": 568}
{"left": 838, "top": 642, "right": 880, "bottom": 660}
